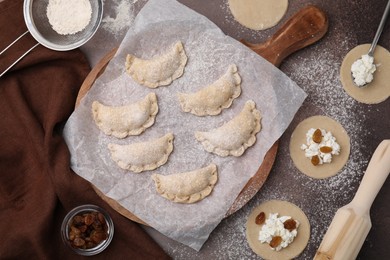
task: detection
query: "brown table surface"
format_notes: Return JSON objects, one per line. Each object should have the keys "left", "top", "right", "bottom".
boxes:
{"left": 80, "top": 0, "right": 390, "bottom": 259}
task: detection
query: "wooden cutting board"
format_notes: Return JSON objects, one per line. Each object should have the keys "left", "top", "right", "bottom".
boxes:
{"left": 75, "top": 5, "right": 328, "bottom": 225}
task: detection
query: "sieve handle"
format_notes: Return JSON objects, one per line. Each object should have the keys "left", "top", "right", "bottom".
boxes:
{"left": 0, "top": 40, "right": 40, "bottom": 78}
{"left": 0, "top": 31, "right": 30, "bottom": 56}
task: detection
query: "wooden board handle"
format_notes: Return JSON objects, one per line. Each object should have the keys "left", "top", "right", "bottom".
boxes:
{"left": 241, "top": 5, "right": 328, "bottom": 66}
{"left": 351, "top": 140, "right": 390, "bottom": 214}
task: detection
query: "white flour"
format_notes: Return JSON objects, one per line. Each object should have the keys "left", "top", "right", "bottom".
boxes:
{"left": 47, "top": 0, "right": 92, "bottom": 35}
{"left": 101, "top": 0, "right": 136, "bottom": 38}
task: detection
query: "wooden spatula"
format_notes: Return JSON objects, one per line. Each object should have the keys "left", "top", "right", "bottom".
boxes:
{"left": 314, "top": 140, "right": 390, "bottom": 260}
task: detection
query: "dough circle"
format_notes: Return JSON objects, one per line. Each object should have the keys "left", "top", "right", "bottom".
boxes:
{"left": 289, "top": 116, "right": 350, "bottom": 179}
{"left": 340, "top": 44, "right": 390, "bottom": 104}
{"left": 246, "top": 200, "right": 310, "bottom": 260}
{"left": 228, "top": 0, "right": 288, "bottom": 30}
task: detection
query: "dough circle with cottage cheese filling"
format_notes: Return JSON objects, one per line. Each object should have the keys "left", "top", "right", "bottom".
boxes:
{"left": 340, "top": 44, "right": 390, "bottom": 104}
{"left": 246, "top": 200, "right": 310, "bottom": 260}
{"left": 228, "top": 0, "right": 288, "bottom": 30}
{"left": 289, "top": 116, "right": 350, "bottom": 179}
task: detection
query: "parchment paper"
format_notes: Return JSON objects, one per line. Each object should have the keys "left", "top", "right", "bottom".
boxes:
{"left": 63, "top": 0, "right": 306, "bottom": 251}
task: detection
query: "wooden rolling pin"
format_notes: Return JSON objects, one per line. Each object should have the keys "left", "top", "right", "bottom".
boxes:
{"left": 314, "top": 140, "right": 390, "bottom": 260}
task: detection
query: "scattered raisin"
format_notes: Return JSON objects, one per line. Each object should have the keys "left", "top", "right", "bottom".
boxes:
{"left": 69, "top": 233, "right": 76, "bottom": 241}
{"left": 73, "top": 215, "right": 84, "bottom": 225}
{"left": 84, "top": 213, "right": 96, "bottom": 226}
{"left": 78, "top": 225, "right": 88, "bottom": 233}
{"left": 312, "top": 129, "right": 323, "bottom": 143}
{"left": 97, "top": 213, "right": 106, "bottom": 225}
{"left": 70, "top": 226, "right": 81, "bottom": 235}
{"left": 91, "top": 230, "right": 108, "bottom": 244}
{"left": 283, "top": 218, "right": 297, "bottom": 231}
{"left": 311, "top": 155, "right": 320, "bottom": 166}
{"left": 92, "top": 219, "right": 103, "bottom": 231}
{"left": 320, "top": 146, "right": 333, "bottom": 153}
{"left": 73, "top": 237, "right": 86, "bottom": 247}
{"left": 269, "top": 236, "right": 283, "bottom": 248}
{"left": 255, "top": 212, "right": 266, "bottom": 225}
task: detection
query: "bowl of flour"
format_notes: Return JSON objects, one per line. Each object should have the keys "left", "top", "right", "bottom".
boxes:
{"left": 23, "top": 0, "right": 103, "bottom": 51}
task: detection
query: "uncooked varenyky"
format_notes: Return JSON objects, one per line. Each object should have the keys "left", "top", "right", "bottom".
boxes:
{"left": 92, "top": 93, "right": 158, "bottom": 138}
{"left": 151, "top": 164, "right": 218, "bottom": 203}
{"left": 108, "top": 133, "right": 174, "bottom": 173}
{"left": 125, "top": 41, "right": 188, "bottom": 88}
{"left": 178, "top": 64, "right": 241, "bottom": 116}
{"left": 195, "top": 100, "right": 262, "bottom": 157}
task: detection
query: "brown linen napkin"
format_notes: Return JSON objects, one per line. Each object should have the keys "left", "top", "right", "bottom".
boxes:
{"left": 0, "top": 0, "right": 170, "bottom": 259}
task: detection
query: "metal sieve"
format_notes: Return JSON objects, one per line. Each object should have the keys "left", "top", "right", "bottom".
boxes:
{"left": 0, "top": 0, "right": 103, "bottom": 78}
{"left": 24, "top": 0, "right": 103, "bottom": 51}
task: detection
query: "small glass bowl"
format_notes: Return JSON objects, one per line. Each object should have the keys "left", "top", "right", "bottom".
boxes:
{"left": 61, "top": 204, "right": 114, "bottom": 256}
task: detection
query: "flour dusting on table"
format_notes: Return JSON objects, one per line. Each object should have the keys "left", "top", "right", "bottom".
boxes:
{"left": 101, "top": 0, "right": 135, "bottom": 38}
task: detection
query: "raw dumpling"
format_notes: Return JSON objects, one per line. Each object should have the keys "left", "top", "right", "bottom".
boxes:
{"left": 177, "top": 64, "right": 241, "bottom": 116}
{"left": 92, "top": 93, "right": 158, "bottom": 138}
{"left": 151, "top": 164, "right": 218, "bottom": 203}
{"left": 125, "top": 41, "right": 188, "bottom": 88}
{"left": 195, "top": 100, "right": 261, "bottom": 157}
{"left": 108, "top": 133, "right": 174, "bottom": 173}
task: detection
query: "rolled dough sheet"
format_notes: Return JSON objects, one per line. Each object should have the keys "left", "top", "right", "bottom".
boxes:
{"left": 246, "top": 200, "right": 310, "bottom": 260}
{"left": 228, "top": 0, "right": 288, "bottom": 30}
{"left": 340, "top": 44, "right": 390, "bottom": 104}
{"left": 289, "top": 115, "right": 350, "bottom": 179}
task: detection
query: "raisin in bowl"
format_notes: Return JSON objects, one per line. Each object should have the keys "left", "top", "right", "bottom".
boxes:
{"left": 61, "top": 204, "right": 114, "bottom": 256}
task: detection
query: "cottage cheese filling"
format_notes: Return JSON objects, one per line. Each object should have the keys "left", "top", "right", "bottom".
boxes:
{"left": 351, "top": 54, "right": 376, "bottom": 87}
{"left": 258, "top": 213, "right": 299, "bottom": 251}
{"left": 301, "top": 128, "right": 340, "bottom": 165}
